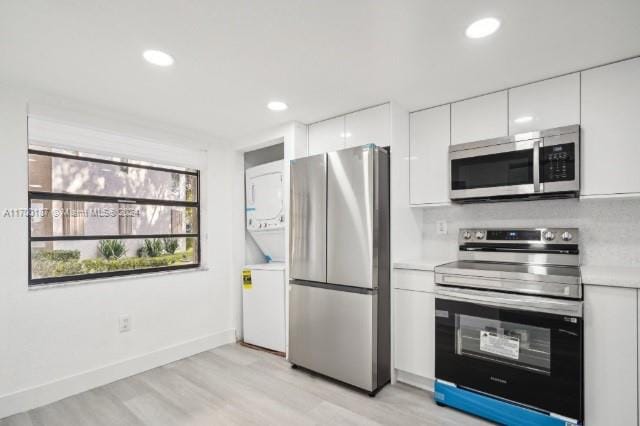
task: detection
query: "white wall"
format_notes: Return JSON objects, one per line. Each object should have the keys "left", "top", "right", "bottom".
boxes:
{"left": 420, "top": 198, "right": 640, "bottom": 267}
{"left": 0, "top": 84, "right": 236, "bottom": 418}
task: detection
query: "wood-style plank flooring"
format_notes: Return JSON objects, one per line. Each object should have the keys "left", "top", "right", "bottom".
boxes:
{"left": 1, "top": 344, "right": 491, "bottom": 425}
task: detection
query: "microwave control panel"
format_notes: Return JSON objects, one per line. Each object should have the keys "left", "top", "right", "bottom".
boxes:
{"left": 540, "top": 143, "right": 575, "bottom": 182}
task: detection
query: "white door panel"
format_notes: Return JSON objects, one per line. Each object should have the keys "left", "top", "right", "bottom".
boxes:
{"left": 308, "top": 116, "right": 345, "bottom": 156}
{"left": 452, "top": 91, "right": 508, "bottom": 144}
{"left": 509, "top": 73, "right": 580, "bottom": 134}
{"left": 410, "top": 105, "right": 450, "bottom": 205}
{"left": 345, "top": 104, "right": 390, "bottom": 149}
{"left": 581, "top": 57, "right": 640, "bottom": 196}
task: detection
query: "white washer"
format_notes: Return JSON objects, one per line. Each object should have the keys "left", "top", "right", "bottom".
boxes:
{"left": 245, "top": 160, "right": 285, "bottom": 262}
{"left": 242, "top": 262, "right": 286, "bottom": 352}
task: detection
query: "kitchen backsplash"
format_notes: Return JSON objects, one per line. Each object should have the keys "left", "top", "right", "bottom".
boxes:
{"left": 421, "top": 197, "right": 640, "bottom": 267}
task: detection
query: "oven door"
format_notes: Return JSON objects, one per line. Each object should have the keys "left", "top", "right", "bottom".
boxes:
{"left": 449, "top": 139, "right": 539, "bottom": 200}
{"left": 435, "top": 288, "right": 583, "bottom": 422}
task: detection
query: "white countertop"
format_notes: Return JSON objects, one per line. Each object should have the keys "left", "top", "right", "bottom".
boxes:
{"left": 581, "top": 266, "right": 640, "bottom": 289}
{"left": 393, "top": 259, "right": 450, "bottom": 272}
{"left": 394, "top": 259, "right": 640, "bottom": 289}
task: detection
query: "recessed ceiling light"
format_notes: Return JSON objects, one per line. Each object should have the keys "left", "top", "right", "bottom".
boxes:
{"left": 142, "top": 49, "right": 175, "bottom": 67}
{"left": 340, "top": 132, "right": 352, "bottom": 138}
{"left": 466, "top": 17, "right": 501, "bottom": 39}
{"left": 267, "top": 101, "right": 288, "bottom": 111}
{"left": 514, "top": 115, "right": 534, "bottom": 124}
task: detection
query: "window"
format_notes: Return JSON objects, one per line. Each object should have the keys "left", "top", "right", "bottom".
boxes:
{"left": 28, "top": 146, "right": 200, "bottom": 285}
{"left": 455, "top": 314, "right": 551, "bottom": 375}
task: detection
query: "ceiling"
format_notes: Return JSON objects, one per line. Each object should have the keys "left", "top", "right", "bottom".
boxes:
{"left": 2, "top": 0, "right": 640, "bottom": 144}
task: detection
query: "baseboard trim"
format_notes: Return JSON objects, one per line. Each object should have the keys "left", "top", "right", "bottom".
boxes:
{"left": 395, "top": 369, "right": 435, "bottom": 392}
{"left": 0, "top": 328, "right": 236, "bottom": 420}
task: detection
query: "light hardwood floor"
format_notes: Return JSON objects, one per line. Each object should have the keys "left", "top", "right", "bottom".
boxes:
{"left": 1, "top": 344, "right": 491, "bottom": 425}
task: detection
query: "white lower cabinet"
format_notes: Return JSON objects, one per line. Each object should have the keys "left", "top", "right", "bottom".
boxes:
{"left": 394, "top": 268, "right": 435, "bottom": 293}
{"left": 584, "top": 285, "right": 638, "bottom": 426}
{"left": 394, "top": 288, "right": 435, "bottom": 385}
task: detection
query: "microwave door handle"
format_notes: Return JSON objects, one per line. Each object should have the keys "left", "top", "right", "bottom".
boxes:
{"left": 533, "top": 140, "right": 541, "bottom": 193}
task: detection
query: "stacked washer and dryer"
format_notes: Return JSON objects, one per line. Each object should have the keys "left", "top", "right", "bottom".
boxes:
{"left": 242, "top": 160, "right": 286, "bottom": 353}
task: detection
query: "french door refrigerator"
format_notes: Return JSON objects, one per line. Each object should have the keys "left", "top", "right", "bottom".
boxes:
{"left": 289, "top": 144, "right": 390, "bottom": 395}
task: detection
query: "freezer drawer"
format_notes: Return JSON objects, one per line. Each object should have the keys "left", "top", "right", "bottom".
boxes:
{"left": 289, "top": 282, "right": 376, "bottom": 391}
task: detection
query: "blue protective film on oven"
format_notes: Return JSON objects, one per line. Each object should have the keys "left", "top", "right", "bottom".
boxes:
{"left": 434, "top": 380, "right": 580, "bottom": 426}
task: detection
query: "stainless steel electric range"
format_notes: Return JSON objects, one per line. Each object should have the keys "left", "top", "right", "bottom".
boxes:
{"left": 433, "top": 227, "right": 583, "bottom": 426}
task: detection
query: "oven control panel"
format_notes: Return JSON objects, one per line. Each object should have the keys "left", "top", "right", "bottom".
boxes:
{"left": 459, "top": 227, "right": 579, "bottom": 245}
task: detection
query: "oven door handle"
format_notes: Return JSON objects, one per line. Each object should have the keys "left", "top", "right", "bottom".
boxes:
{"left": 435, "top": 286, "right": 583, "bottom": 317}
{"left": 436, "top": 272, "right": 581, "bottom": 298}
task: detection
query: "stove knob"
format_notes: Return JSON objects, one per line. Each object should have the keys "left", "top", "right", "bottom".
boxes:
{"left": 475, "top": 231, "right": 485, "bottom": 240}
{"left": 463, "top": 231, "right": 472, "bottom": 240}
{"left": 561, "top": 231, "right": 573, "bottom": 241}
{"left": 543, "top": 231, "right": 556, "bottom": 241}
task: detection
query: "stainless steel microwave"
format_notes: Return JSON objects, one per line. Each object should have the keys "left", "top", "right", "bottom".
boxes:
{"left": 449, "top": 125, "right": 580, "bottom": 202}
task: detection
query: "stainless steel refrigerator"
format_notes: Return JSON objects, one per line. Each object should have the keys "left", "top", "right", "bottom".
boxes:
{"left": 288, "top": 144, "right": 390, "bottom": 395}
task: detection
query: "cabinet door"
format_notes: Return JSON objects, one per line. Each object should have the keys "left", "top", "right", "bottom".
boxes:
{"left": 394, "top": 289, "right": 434, "bottom": 380}
{"left": 344, "top": 104, "right": 390, "bottom": 149}
{"left": 581, "top": 57, "right": 640, "bottom": 196}
{"left": 584, "top": 285, "right": 638, "bottom": 426}
{"left": 308, "top": 116, "right": 345, "bottom": 156}
{"left": 394, "top": 268, "right": 435, "bottom": 292}
{"left": 409, "top": 105, "right": 450, "bottom": 205}
{"left": 508, "top": 73, "right": 580, "bottom": 134}
{"left": 451, "top": 91, "right": 508, "bottom": 144}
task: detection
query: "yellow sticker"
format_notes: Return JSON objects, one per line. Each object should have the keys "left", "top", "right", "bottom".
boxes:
{"left": 242, "top": 269, "right": 252, "bottom": 289}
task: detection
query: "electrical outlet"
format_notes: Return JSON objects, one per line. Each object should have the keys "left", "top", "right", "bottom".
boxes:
{"left": 436, "top": 220, "right": 448, "bottom": 235}
{"left": 119, "top": 314, "right": 131, "bottom": 333}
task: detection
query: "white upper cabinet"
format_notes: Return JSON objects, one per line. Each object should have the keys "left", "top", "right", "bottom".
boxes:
{"left": 581, "top": 57, "right": 640, "bottom": 196}
{"left": 508, "top": 73, "right": 580, "bottom": 134}
{"left": 451, "top": 91, "right": 508, "bottom": 145}
{"left": 344, "top": 104, "right": 390, "bottom": 149}
{"left": 308, "top": 116, "right": 345, "bottom": 156}
{"left": 410, "top": 105, "right": 450, "bottom": 205}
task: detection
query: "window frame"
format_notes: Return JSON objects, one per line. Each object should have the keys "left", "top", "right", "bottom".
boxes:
{"left": 28, "top": 148, "right": 201, "bottom": 286}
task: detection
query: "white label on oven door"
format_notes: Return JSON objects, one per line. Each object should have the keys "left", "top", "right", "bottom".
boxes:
{"left": 479, "top": 331, "right": 520, "bottom": 360}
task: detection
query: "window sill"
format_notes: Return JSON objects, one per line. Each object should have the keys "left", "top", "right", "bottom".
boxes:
{"left": 28, "top": 265, "right": 210, "bottom": 291}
